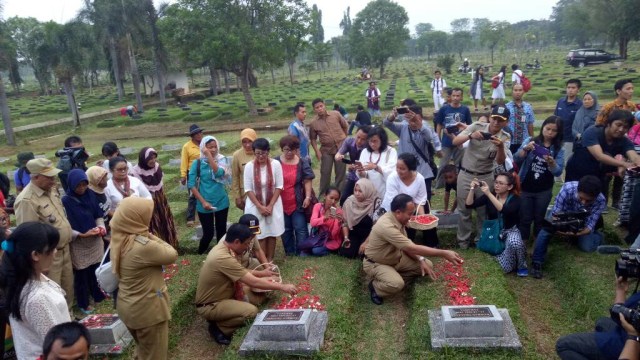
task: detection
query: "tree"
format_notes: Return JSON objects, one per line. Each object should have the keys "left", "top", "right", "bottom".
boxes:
{"left": 450, "top": 18, "right": 470, "bottom": 33}
{"left": 449, "top": 31, "right": 472, "bottom": 61}
{"left": 417, "top": 30, "right": 449, "bottom": 59}
{"left": 0, "top": 0, "right": 16, "bottom": 145}
{"left": 6, "top": 17, "right": 51, "bottom": 94}
{"left": 310, "top": 4, "right": 324, "bottom": 44}
{"left": 142, "top": 0, "right": 168, "bottom": 106}
{"left": 585, "top": 0, "right": 640, "bottom": 59}
{"left": 478, "top": 21, "right": 510, "bottom": 64}
{"left": 414, "top": 22, "right": 433, "bottom": 37}
{"left": 350, "top": 0, "right": 409, "bottom": 78}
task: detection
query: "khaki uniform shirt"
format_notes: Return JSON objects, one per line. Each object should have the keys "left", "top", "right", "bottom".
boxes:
{"left": 459, "top": 122, "right": 511, "bottom": 173}
{"left": 219, "top": 233, "right": 261, "bottom": 268}
{"left": 231, "top": 149, "right": 255, "bottom": 199}
{"left": 595, "top": 99, "right": 637, "bottom": 126}
{"left": 309, "top": 110, "right": 348, "bottom": 155}
{"left": 195, "top": 241, "right": 248, "bottom": 306}
{"left": 364, "top": 212, "right": 413, "bottom": 266}
{"left": 180, "top": 140, "right": 201, "bottom": 178}
{"left": 14, "top": 183, "right": 73, "bottom": 249}
{"left": 116, "top": 235, "right": 178, "bottom": 329}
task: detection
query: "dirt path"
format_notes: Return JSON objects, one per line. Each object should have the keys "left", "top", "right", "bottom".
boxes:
{"left": 168, "top": 317, "right": 226, "bottom": 360}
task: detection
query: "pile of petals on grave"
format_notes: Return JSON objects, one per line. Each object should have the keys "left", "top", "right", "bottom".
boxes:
{"left": 273, "top": 267, "right": 326, "bottom": 311}
{"left": 162, "top": 258, "right": 191, "bottom": 281}
{"left": 435, "top": 261, "right": 476, "bottom": 306}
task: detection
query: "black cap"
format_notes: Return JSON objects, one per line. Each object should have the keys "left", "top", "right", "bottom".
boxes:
{"left": 238, "top": 214, "right": 261, "bottom": 235}
{"left": 490, "top": 105, "right": 510, "bottom": 121}
{"left": 189, "top": 124, "right": 204, "bottom": 136}
{"left": 16, "top": 152, "right": 35, "bottom": 167}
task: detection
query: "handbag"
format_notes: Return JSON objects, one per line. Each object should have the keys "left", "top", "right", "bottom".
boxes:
{"left": 297, "top": 226, "right": 329, "bottom": 251}
{"left": 304, "top": 189, "right": 319, "bottom": 223}
{"left": 491, "top": 78, "right": 499, "bottom": 89}
{"left": 477, "top": 195, "right": 512, "bottom": 256}
{"left": 95, "top": 246, "right": 119, "bottom": 293}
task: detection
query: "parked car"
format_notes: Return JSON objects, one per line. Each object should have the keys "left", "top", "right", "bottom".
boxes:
{"left": 566, "top": 49, "right": 620, "bottom": 67}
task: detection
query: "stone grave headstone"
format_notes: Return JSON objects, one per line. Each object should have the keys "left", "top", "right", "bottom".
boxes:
{"left": 119, "top": 147, "right": 135, "bottom": 156}
{"left": 162, "top": 144, "right": 181, "bottom": 151}
{"left": 79, "top": 314, "right": 133, "bottom": 355}
{"left": 432, "top": 210, "right": 460, "bottom": 229}
{"left": 428, "top": 305, "right": 521, "bottom": 351}
{"left": 239, "top": 309, "right": 328, "bottom": 356}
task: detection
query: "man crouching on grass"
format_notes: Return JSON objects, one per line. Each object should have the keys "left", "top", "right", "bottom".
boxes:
{"left": 363, "top": 194, "right": 464, "bottom": 305}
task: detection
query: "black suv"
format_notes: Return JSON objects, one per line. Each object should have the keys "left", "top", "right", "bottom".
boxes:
{"left": 566, "top": 49, "right": 620, "bottom": 67}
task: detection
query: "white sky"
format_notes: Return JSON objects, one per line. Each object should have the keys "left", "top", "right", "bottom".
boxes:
{"left": 3, "top": 0, "right": 558, "bottom": 38}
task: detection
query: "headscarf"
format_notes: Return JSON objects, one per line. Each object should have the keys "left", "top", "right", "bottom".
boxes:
{"left": 343, "top": 178, "right": 378, "bottom": 230}
{"left": 574, "top": 91, "right": 600, "bottom": 133}
{"left": 132, "top": 147, "right": 163, "bottom": 192}
{"left": 200, "top": 135, "right": 226, "bottom": 162}
{"left": 62, "top": 169, "right": 102, "bottom": 233}
{"left": 240, "top": 128, "right": 258, "bottom": 142}
{"left": 110, "top": 197, "right": 156, "bottom": 277}
{"left": 86, "top": 166, "right": 109, "bottom": 194}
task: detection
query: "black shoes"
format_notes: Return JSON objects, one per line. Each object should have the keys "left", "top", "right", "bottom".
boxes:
{"left": 368, "top": 281, "right": 383, "bottom": 305}
{"left": 532, "top": 262, "right": 543, "bottom": 279}
{"left": 208, "top": 321, "right": 231, "bottom": 345}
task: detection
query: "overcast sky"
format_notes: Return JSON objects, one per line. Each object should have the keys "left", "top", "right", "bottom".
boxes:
{"left": 3, "top": 0, "right": 558, "bottom": 38}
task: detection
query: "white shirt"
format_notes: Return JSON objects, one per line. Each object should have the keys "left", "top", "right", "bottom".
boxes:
{"left": 511, "top": 69, "right": 523, "bottom": 84}
{"left": 9, "top": 275, "right": 71, "bottom": 360}
{"left": 381, "top": 172, "right": 427, "bottom": 211}
{"left": 358, "top": 147, "right": 398, "bottom": 199}
{"left": 243, "top": 159, "right": 285, "bottom": 238}
{"left": 106, "top": 176, "right": 153, "bottom": 211}
{"left": 430, "top": 78, "right": 447, "bottom": 95}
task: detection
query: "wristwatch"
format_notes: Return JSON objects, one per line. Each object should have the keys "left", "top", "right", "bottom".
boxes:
{"left": 628, "top": 335, "right": 640, "bottom": 342}
{"left": 418, "top": 256, "right": 426, "bottom": 263}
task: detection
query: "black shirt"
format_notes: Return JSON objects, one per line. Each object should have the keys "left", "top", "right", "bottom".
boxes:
{"left": 355, "top": 111, "right": 372, "bottom": 126}
{"left": 521, "top": 144, "right": 554, "bottom": 193}
{"left": 445, "top": 179, "right": 458, "bottom": 193}
{"left": 466, "top": 193, "right": 521, "bottom": 229}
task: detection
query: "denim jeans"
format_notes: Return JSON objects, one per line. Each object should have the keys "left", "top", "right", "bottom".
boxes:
{"left": 300, "top": 245, "right": 330, "bottom": 257}
{"left": 532, "top": 228, "right": 603, "bottom": 264}
{"left": 348, "top": 121, "right": 362, "bottom": 135}
{"left": 282, "top": 210, "right": 308, "bottom": 255}
{"left": 518, "top": 189, "right": 553, "bottom": 242}
{"left": 186, "top": 193, "right": 197, "bottom": 221}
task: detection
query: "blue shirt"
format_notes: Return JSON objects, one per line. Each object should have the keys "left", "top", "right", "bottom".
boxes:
{"left": 14, "top": 168, "right": 31, "bottom": 189}
{"left": 384, "top": 118, "right": 442, "bottom": 179}
{"left": 288, "top": 119, "right": 310, "bottom": 160}
{"left": 188, "top": 158, "right": 230, "bottom": 213}
{"left": 435, "top": 105, "right": 472, "bottom": 147}
{"left": 554, "top": 97, "right": 583, "bottom": 142}
{"left": 551, "top": 181, "right": 606, "bottom": 232}
{"left": 505, "top": 101, "right": 536, "bottom": 145}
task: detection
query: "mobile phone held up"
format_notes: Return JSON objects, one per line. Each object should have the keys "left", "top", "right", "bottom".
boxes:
{"left": 532, "top": 143, "right": 551, "bottom": 158}
{"left": 330, "top": 206, "right": 337, "bottom": 216}
{"left": 480, "top": 132, "right": 493, "bottom": 140}
{"left": 397, "top": 106, "right": 409, "bottom": 114}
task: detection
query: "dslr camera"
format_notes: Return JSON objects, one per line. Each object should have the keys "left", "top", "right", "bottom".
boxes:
{"left": 616, "top": 248, "right": 640, "bottom": 279}
{"left": 611, "top": 304, "right": 640, "bottom": 332}
{"left": 551, "top": 209, "right": 588, "bottom": 233}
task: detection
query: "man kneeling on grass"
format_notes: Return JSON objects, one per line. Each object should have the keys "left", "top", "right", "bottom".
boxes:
{"left": 363, "top": 194, "right": 464, "bottom": 305}
{"left": 194, "top": 223, "right": 297, "bottom": 345}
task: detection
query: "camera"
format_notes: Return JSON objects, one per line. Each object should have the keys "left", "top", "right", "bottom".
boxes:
{"left": 480, "top": 132, "right": 493, "bottom": 140}
{"left": 611, "top": 304, "right": 640, "bottom": 332}
{"left": 616, "top": 248, "right": 640, "bottom": 279}
{"left": 397, "top": 106, "right": 409, "bottom": 114}
{"left": 551, "top": 209, "right": 588, "bottom": 233}
{"left": 446, "top": 125, "right": 460, "bottom": 136}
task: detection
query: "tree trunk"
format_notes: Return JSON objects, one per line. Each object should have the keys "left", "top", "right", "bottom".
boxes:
{"left": 248, "top": 71, "right": 258, "bottom": 88}
{"left": 271, "top": 68, "right": 276, "bottom": 85}
{"left": 63, "top": 80, "right": 81, "bottom": 128}
{"left": 619, "top": 36, "right": 629, "bottom": 59}
{"left": 109, "top": 37, "right": 125, "bottom": 102}
{"left": 224, "top": 71, "right": 230, "bottom": 94}
{"left": 126, "top": 33, "right": 144, "bottom": 113}
{"left": 0, "top": 75, "right": 16, "bottom": 146}
{"left": 490, "top": 47, "right": 495, "bottom": 64}
{"left": 288, "top": 59, "right": 295, "bottom": 85}
{"left": 150, "top": 39, "right": 166, "bottom": 107}
{"left": 379, "top": 65, "right": 384, "bottom": 79}
{"left": 208, "top": 62, "right": 218, "bottom": 96}
{"left": 239, "top": 67, "right": 258, "bottom": 116}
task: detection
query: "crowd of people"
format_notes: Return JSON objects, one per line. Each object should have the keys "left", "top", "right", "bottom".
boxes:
{"left": 1, "top": 69, "right": 640, "bottom": 359}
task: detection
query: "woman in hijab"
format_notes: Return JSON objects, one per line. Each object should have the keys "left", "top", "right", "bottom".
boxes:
{"left": 188, "top": 135, "right": 230, "bottom": 254}
{"left": 86, "top": 166, "right": 111, "bottom": 232}
{"left": 340, "top": 178, "right": 380, "bottom": 258}
{"left": 110, "top": 197, "right": 178, "bottom": 360}
{"left": 572, "top": 91, "right": 600, "bottom": 145}
{"left": 132, "top": 148, "right": 178, "bottom": 249}
{"left": 61, "top": 169, "right": 106, "bottom": 314}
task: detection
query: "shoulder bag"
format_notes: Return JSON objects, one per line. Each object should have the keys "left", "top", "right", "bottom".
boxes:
{"left": 407, "top": 127, "right": 438, "bottom": 178}
{"left": 95, "top": 246, "right": 119, "bottom": 293}
{"left": 477, "top": 195, "right": 512, "bottom": 256}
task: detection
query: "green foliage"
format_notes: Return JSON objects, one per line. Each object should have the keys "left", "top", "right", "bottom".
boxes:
{"left": 417, "top": 30, "right": 450, "bottom": 59}
{"left": 436, "top": 54, "right": 456, "bottom": 74}
{"left": 349, "top": 0, "right": 410, "bottom": 78}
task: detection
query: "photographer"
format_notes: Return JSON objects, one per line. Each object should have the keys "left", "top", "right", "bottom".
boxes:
{"left": 531, "top": 175, "right": 606, "bottom": 279}
{"left": 556, "top": 276, "right": 640, "bottom": 360}
{"left": 55, "top": 136, "right": 89, "bottom": 191}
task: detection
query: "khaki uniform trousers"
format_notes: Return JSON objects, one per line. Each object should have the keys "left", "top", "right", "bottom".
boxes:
{"left": 319, "top": 152, "right": 346, "bottom": 195}
{"left": 363, "top": 253, "right": 432, "bottom": 298}
{"left": 456, "top": 169, "right": 494, "bottom": 248}
{"left": 127, "top": 321, "right": 169, "bottom": 360}
{"left": 47, "top": 244, "right": 74, "bottom": 309}
{"left": 197, "top": 299, "right": 259, "bottom": 336}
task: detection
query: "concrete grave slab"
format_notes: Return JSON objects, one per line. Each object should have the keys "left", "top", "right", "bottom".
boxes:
{"left": 119, "top": 147, "right": 135, "bottom": 156}
{"left": 79, "top": 314, "right": 133, "bottom": 355}
{"left": 442, "top": 305, "right": 503, "bottom": 338}
{"left": 162, "top": 144, "right": 181, "bottom": 151}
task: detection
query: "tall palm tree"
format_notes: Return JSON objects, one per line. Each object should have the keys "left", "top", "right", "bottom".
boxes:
{"left": 0, "top": 0, "right": 16, "bottom": 145}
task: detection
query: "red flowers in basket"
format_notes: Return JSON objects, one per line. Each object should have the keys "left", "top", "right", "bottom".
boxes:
{"left": 409, "top": 214, "right": 438, "bottom": 225}
{"left": 435, "top": 261, "right": 476, "bottom": 306}
{"left": 273, "top": 267, "right": 325, "bottom": 311}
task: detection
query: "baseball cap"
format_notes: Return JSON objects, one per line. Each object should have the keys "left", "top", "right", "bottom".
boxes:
{"left": 490, "top": 105, "right": 510, "bottom": 121}
{"left": 26, "top": 158, "right": 61, "bottom": 177}
{"left": 238, "top": 214, "right": 261, "bottom": 235}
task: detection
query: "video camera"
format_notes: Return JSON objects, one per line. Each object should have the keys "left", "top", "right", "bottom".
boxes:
{"left": 611, "top": 304, "right": 640, "bottom": 332}
{"left": 616, "top": 248, "right": 640, "bottom": 279}
{"left": 551, "top": 209, "right": 588, "bottom": 233}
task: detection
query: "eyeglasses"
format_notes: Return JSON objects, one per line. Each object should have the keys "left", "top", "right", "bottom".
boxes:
{"left": 115, "top": 167, "right": 128, "bottom": 172}
{"left": 282, "top": 148, "right": 295, "bottom": 153}
{"left": 254, "top": 151, "right": 268, "bottom": 157}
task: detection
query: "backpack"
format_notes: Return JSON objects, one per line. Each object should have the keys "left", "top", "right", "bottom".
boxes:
{"left": 516, "top": 72, "right": 532, "bottom": 92}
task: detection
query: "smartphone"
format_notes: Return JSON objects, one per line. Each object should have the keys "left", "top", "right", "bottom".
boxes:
{"left": 330, "top": 207, "right": 337, "bottom": 216}
{"left": 532, "top": 143, "right": 551, "bottom": 158}
{"left": 446, "top": 125, "right": 460, "bottom": 135}
{"left": 341, "top": 158, "right": 353, "bottom": 164}
{"left": 355, "top": 160, "right": 363, "bottom": 167}
{"left": 481, "top": 132, "right": 493, "bottom": 140}
{"left": 397, "top": 106, "right": 409, "bottom": 114}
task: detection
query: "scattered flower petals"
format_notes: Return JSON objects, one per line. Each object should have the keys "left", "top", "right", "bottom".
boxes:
{"left": 435, "top": 261, "right": 475, "bottom": 306}
{"left": 272, "top": 268, "right": 325, "bottom": 311}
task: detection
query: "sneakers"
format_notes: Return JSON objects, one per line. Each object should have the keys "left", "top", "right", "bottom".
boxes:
{"left": 517, "top": 268, "right": 529, "bottom": 277}
{"left": 532, "top": 262, "right": 543, "bottom": 279}
{"left": 368, "top": 281, "right": 383, "bottom": 305}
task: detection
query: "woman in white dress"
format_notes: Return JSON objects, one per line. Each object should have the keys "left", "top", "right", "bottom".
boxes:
{"left": 470, "top": 66, "right": 488, "bottom": 111}
{"left": 0, "top": 223, "right": 71, "bottom": 359}
{"left": 491, "top": 65, "right": 507, "bottom": 105}
{"left": 357, "top": 126, "right": 397, "bottom": 199}
{"left": 105, "top": 156, "right": 152, "bottom": 212}
{"left": 244, "top": 138, "right": 284, "bottom": 262}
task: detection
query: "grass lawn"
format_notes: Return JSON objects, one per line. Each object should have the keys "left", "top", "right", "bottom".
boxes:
{"left": 3, "top": 45, "right": 640, "bottom": 359}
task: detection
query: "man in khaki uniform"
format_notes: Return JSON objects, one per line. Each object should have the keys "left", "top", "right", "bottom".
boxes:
{"left": 14, "top": 158, "right": 74, "bottom": 307}
{"left": 195, "top": 224, "right": 297, "bottom": 345}
{"left": 452, "top": 105, "right": 512, "bottom": 249}
{"left": 363, "top": 194, "right": 463, "bottom": 305}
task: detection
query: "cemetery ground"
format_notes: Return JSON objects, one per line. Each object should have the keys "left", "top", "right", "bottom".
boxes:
{"left": 2, "top": 48, "right": 640, "bottom": 359}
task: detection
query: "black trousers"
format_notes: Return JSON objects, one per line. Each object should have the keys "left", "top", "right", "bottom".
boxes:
{"left": 555, "top": 317, "right": 617, "bottom": 360}
{"left": 197, "top": 208, "right": 229, "bottom": 254}
{"left": 340, "top": 216, "right": 373, "bottom": 259}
